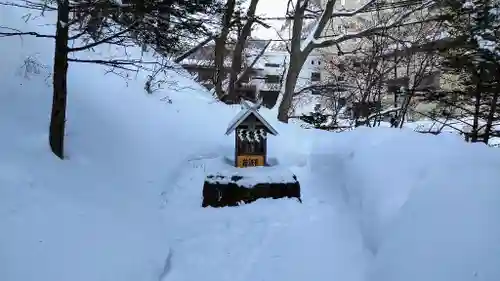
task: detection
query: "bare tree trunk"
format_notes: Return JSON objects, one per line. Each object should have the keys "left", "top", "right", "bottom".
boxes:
{"left": 374, "top": 86, "right": 383, "bottom": 127}
{"left": 49, "top": 0, "right": 70, "bottom": 159}
{"left": 398, "top": 90, "right": 414, "bottom": 128}
{"left": 482, "top": 91, "right": 498, "bottom": 144}
{"left": 278, "top": 59, "right": 303, "bottom": 122}
{"left": 275, "top": 0, "right": 312, "bottom": 123}
{"left": 214, "top": 0, "right": 236, "bottom": 99}
{"left": 226, "top": 0, "right": 259, "bottom": 102}
{"left": 471, "top": 84, "right": 482, "bottom": 142}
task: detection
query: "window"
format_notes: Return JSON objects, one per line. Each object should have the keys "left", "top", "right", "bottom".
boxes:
{"left": 311, "top": 72, "right": 321, "bottom": 82}
{"left": 311, "top": 60, "right": 315, "bottom": 65}
{"left": 264, "top": 63, "right": 280, "bottom": 67}
{"left": 311, "top": 88, "right": 321, "bottom": 95}
{"left": 265, "top": 75, "right": 280, "bottom": 84}
{"left": 387, "top": 77, "right": 410, "bottom": 93}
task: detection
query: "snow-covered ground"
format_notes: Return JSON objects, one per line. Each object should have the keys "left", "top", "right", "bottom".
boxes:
{"left": 2, "top": 4, "right": 500, "bottom": 281}
{"left": 327, "top": 127, "right": 500, "bottom": 281}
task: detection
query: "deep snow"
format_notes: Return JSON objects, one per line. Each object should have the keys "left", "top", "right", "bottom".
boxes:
{"left": 2, "top": 4, "right": 500, "bottom": 281}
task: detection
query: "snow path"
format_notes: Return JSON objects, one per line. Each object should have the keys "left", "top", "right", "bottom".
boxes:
{"left": 161, "top": 157, "right": 369, "bottom": 281}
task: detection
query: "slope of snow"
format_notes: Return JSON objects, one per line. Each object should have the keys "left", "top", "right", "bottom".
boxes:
{"left": 0, "top": 6, "right": 230, "bottom": 281}
{"left": 370, "top": 146, "right": 500, "bottom": 281}
{"left": 313, "top": 127, "right": 500, "bottom": 281}
{"left": 2, "top": 4, "right": 500, "bottom": 281}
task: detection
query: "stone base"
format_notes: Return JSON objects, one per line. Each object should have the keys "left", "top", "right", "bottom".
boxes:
{"left": 202, "top": 173, "right": 301, "bottom": 208}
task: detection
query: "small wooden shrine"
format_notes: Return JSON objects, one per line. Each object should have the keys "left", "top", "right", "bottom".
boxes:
{"left": 225, "top": 99, "right": 278, "bottom": 168}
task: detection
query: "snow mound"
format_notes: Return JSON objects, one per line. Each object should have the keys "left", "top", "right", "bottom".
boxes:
{"left": 311, "top": 126, "right": 500, "bottom": 281}
{"left": 370, "top": 158, "right": 500, "bottom": 281}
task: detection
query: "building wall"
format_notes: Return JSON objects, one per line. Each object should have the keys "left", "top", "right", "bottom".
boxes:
{"left": 249, "top": 50, "right": 328, "bottom": 91}
{"left": 243, "top": 50, "right": 330, "bottom": 108}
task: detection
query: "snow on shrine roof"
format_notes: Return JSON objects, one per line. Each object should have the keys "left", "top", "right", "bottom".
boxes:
{"left": 225, "top": 101, "right": 278, "bottom": 136}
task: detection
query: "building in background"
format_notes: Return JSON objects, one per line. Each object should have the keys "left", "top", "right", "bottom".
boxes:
{"left": 314, "top": 0, "right": 457, "bottom": 120}
{"left": 248, "top": 49, "right": 328, "bottom": 108}
{"left": 179, "top": 44, "right": 262, "bottom": 101}
{"left": 179, "top": 41, "right": 330, "bottom": 108}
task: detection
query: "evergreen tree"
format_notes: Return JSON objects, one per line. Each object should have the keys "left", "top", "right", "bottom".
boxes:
{"left": 436, "top": 0, "right": 500, "bottom": 142}
{"left": 299, "top": 112, "right": 329, "bottom": 129}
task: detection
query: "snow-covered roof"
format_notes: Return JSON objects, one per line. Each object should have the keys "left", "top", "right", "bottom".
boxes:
{"left": 225, "top": 100, "right": 279, "bottom": 136}
{"left": 181, "top": 59, "right": 232, "bottom": 68}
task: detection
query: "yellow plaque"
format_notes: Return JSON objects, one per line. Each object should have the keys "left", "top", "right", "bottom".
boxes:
{"left": 237, "top": 155, "right": 264, "bottom": 168}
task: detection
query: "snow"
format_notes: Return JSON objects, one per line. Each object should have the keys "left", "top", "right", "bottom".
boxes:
{"left": 164, "top": 154, "right": 369, "bottom": 281}
{"left": 225, "top": 100, "right": 279, "bottom": 136}
{"left": 251, "top": 50, "right": 288, "bottom": 72}
{"left": 463, "top": 0, "right": 475, "bottom": 9}
{"left": 205, "top": 165, "right": 298, "bottom": 188}
{"left": 409, "top": 117, "right": 500, "bottom": 136}
{"left": 301, "top": 16, "right": 321, "bottom": 52}
{"left": 490, "top": 137, "right": 500, "bottom": 147}
{"left": 2, "top": 3, "right": 500, "bottom": 281}
{"left": 314, "top": 127, "right": 500, "bottom": 281}
{"left": 0, "top": 6, "right": 223, "bottom": 281}
{"left": 180, "top": 58, "right": 232, "bottom": 68}
{"left": 357, "top": 131, "right": 500, "bottom": 281}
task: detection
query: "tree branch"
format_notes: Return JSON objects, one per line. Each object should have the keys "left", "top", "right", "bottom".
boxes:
{"left": 68, "top": 29, "right": 88, "bottom": 41}
{"left": 311, "top": 0, "right": 439, "bottom": 49}
{"left": 67, "top": 24, "right": 136, "bottom": 52}
{"left": 0, "top": 26, "right": 55, "bottom": 38}
{"left": 67, "top": 58, "right": 160, "bottom": 70}
{"left": 0, "top": 1, "right": 57, "bottom": 11}
{"left": 312, "top": 17, "right": 439, "bottom": 49}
